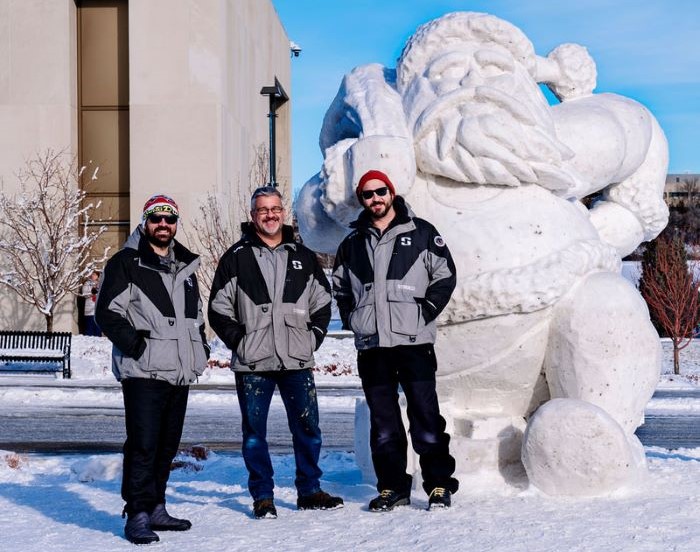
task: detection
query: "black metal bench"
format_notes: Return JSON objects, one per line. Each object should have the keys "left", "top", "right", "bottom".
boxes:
{"left": 0, "top": 331, "right": 72, "bottom": 378}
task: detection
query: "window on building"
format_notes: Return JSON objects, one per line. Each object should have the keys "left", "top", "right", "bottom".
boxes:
{"left": 77, "top": 0, "right": 129, "bottom": 255}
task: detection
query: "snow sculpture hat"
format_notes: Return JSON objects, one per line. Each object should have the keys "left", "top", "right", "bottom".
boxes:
{"left": 142, "top": 194, "right": 179, "bottom": 226}
{"left": 356, "top": 170, "right": 396, "bottom": 200}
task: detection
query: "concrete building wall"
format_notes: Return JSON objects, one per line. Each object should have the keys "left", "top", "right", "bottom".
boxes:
{"left": 0, "top": 0, "right": 290, "bottom": 331}
{"left": 0, "top": 0, "right": 78, "bottom": 181}
{"left": 0, "top": 0, "right": 78, "bottom": 330}
{"left": 129, "top": 0, "right": 291, "bottom": 230}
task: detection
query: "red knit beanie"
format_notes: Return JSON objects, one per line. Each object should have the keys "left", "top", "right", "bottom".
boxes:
{"left": 356, "top": 170, "right": 396, "bottom": 200}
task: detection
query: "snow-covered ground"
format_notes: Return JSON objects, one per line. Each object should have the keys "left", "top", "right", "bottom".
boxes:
{"left": 0, "top": 336, "right": 699, "bottom": 551}
{"left": 18, "top": 333, "right": 700, "bottom": 388}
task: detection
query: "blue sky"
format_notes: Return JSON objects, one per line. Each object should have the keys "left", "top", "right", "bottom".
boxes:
{"left": 272, "top": 0, "right": 700, "bottom": 192}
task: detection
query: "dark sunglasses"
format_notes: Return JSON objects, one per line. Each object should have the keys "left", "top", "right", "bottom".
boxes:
{"left": 147, "top": 213, "right": 178, "bottom": 224}
{"left": 360, "top": 186, "right": 390, "bottom": 200}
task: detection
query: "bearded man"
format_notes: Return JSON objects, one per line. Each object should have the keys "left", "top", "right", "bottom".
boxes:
{"left": 333, "top": 170, "right": 459, "bottom": 511}
{"left": 96, "top": 194, "right": 209, "bottom": 544}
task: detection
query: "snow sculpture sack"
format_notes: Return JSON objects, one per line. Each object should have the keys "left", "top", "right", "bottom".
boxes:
{"left": 295, "top": 12, "right": 668, "bottom": 496}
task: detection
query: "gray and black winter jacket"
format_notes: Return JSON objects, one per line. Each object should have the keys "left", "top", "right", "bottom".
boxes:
{"left": 333, "top": 196, "right": 456, "bottom": 350}
{"left": 208, "top": 223, "right": 331, "bottom": 372}
{"left": 96, "top": 227, "right": 209, "bottom": 385}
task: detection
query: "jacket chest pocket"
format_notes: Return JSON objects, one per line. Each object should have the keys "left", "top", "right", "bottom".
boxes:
{"left": 238, "top": 307, "right": 274, "bottom": 364}
{"left": 145, "top": 326, "right": 179, "bottom": 373}
{"left": 349, "top": 285, "right": 377, "bottom": 338}
{"left": 388, "top": 299, "right": 422, "bottom": 336}
{"left": 284, "top": 314, "right": 313, "bottom": 362}
{"left": 387, "top": 285, "right": 423, "bottom": 337}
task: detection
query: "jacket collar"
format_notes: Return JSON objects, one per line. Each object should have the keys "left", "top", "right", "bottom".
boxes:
{"left": 240, "top": 222, "right": 297, "bottom": 249}
{"left": 125, "top": 226, "right": 198, "bottom": 269}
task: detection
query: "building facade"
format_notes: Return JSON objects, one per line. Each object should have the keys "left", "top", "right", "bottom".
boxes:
{"left": 0, "top": 0, "right": 291, "bottom": 330}
{"left": 665, "top": 173, "right": 700, "bottom": 206}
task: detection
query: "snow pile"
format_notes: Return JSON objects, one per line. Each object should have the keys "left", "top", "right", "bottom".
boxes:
{"left": 64, "top": 335, "right": 700, "bottom": 388}
{"left": 0, "top": 448, "right": 699, "bottom": 551}
{"left": 71, "top": 455, "right": 122, "bottom": 483}
{"left": 67, "top": 334, "right": 360, "bottom": 385}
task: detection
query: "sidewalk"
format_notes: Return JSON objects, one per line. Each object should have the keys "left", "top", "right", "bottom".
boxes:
{"left": 0, "top": 372, "right": 362, "bottom": 391}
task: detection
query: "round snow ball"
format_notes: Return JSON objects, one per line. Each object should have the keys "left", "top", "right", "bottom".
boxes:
{"left": 522, "top": 398, "right": 640, "bottom": 496}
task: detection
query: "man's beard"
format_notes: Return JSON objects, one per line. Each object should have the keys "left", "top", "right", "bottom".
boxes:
{"left": 145, "top": 227, "right": 175, "bottom": 249}
{"left": 255, "top": 216, "right": 282, "bottom": 237}
{"left": 368, "top": 198, "right": 392, "bottom": 219}
{"left": 406, "top": 70, "right": 577, "bottom": 193}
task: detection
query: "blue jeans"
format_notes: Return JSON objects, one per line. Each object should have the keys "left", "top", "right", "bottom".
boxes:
{"left": 235, "top": 369, "right": 323, "bottom": 500}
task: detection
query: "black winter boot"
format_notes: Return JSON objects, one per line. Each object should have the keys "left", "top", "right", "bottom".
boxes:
{"left": 427, "top": 487, "right": 452, "bottom": 510}
{"left": 124, "top": 511, "right": 159, "bottom": 545}
{"left": 149, "top": 503, "right": 192, "bottom": 531}
{"left": 297, "top": 490, "right": 344, "bottom": 510}
{"left": 368, "top": 489, "right": 411, "bottom": 512}
{"left": 253, "top": 498, "right": 278, "bottom": 519}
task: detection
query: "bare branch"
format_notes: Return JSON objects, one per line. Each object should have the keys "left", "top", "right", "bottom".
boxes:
{"left": 0, "top": 149, "right": 109, "bottom": 331}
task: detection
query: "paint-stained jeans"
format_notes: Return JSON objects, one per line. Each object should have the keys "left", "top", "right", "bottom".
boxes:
{"left": 235, "top": 368, "right": 323, "bottom": 500}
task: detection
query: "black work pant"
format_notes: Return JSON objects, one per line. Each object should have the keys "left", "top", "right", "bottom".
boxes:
{"left": 358, "top": 344, "right": 458, "bottom": 495}
{"left": 121, "top": 378, "right": 189, "bottom": 515}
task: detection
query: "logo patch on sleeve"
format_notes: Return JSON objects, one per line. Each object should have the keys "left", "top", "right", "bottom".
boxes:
{"left": 434, "top": 236, "right": 445, "bottom": 247}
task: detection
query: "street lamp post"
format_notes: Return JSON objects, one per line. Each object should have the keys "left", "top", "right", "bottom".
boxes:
{"left": 260, "top": 78, "right": 289, "bottom": 188}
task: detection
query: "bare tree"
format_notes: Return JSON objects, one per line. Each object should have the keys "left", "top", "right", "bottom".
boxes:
{"left": 639, "top": 233, "right": 700, "bottom": 374}
{"left": 681, "top": 177, "right": 699, "bottom": 205}
{"left": 0, "top": 150, "right": 109, "bottom": 331}
{"left": 184, "top": 193, "right": 239, "bottom": 300}
{"left": 249, "top": 143, "right": 270, "bottom": 190}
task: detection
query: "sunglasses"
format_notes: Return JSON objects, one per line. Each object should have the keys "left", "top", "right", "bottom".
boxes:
{"left": 360, "top": 186, "right": 390, "bottom": 200}
{"left": 147, "top": 213, "right": 178, "bottom": 224}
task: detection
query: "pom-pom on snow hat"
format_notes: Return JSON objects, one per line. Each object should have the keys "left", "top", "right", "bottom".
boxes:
{"left": 356, "top": 170, "right": 396, "bottom": 201}
{"left": 141, "top": 194, "right": 179, "bottom": 226}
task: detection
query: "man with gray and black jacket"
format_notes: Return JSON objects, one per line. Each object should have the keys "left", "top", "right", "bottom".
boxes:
{"left": 96, "top": 194, "right": 209, "bottom": 545}
{"left": 333, "top": 170, "right": 459, "bottom": 512}
{"left": 208, "top": 186, "right": 343, "bottom": 519}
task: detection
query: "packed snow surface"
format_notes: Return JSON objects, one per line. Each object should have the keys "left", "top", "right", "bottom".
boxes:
{"left": 0, "top": 336, "right": 698, "bottom": 551}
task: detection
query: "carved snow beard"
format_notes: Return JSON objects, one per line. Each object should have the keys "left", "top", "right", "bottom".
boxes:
{"left": 408, "top": 72, "right": 578, "bottom": 193}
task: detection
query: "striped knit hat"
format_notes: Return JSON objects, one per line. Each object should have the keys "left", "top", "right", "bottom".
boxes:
{"left": 141, "top": 194, "right": 179, "bottom": 226}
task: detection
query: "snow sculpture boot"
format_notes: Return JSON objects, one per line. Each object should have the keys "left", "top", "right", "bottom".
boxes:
{"left": 149, "top": 503, "right": 192, "bottom": 531}
{"left": 124, "top": 511, "right": 159, "bottom": 545}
